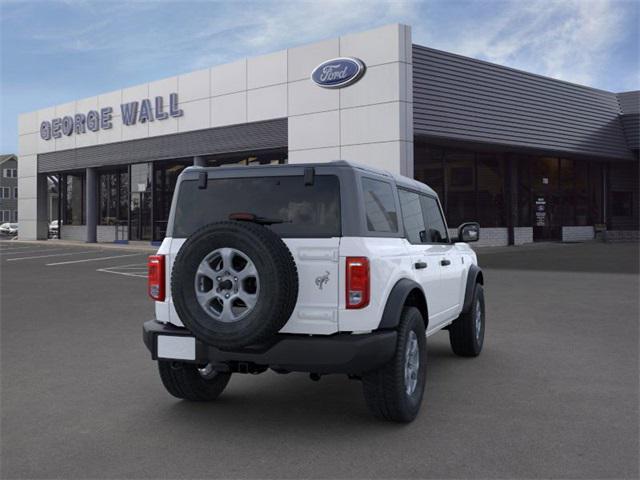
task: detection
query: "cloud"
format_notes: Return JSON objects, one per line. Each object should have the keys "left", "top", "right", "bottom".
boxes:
{"left": 414, "top": 0, "right": 637, "bottom": 89}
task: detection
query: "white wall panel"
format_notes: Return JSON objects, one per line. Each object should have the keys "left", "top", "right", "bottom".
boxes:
{"left": 288, "top": 79, "right": 339, "bottom": 116}
{"left": 289, "top": 110, "right": 340, "bottom": 151}
{"left": 98, "top": 90, "right": 122, "bottom": 110}
{"left": 18, "top": 133, "right": 38, "bottom": 156}
{"left": 341, "top": 141, "right": 404, "bottom": 174}
{"left": 121, "top": 117, "right": 149, "bottom": 141}
{"left": 122, "top": 84, "right": 148, "bottom": 104}
{"left": 149, "top": 76, "right": 178, "bottom": 99}
{"left": 17, "top": 154, "right": 37, "bottom": 178}
{"left": 248, "top": 50, "right": 287, "bottom": 89}
{"left": 178, "top": 98, "right": 211, "bottom": 132}
{"left": 288, "top": 147, "right": 340, "bottom": 164}
{"left": 97, "top": 119, "right": 123, "bottom": 144}
{"left": 341, "top": 102, "right": 401, "bottom": 145}
{"left": 340, "top": 62, "right": 401, "bottom": 109}
{"left": 211, "top": 59, "right": 246, "bottom": 96}
{"left": 149, "top": 113, "right": 179, "bottom": 137}
{"left": 179, "top": 68, "right": 210, "bottom": 102}
{"left": 247, "top": 84, "right": 287, "bottom": 122}
{"left": 211, "top": 92, "right": 246, "bottom": 127}
{"left": 18, "top": 112, "right": 38, "bottom": 135}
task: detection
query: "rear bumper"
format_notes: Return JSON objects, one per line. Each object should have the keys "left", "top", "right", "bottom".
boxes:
{"left": 143, "top": 319, "right": 397, "bottom": 375}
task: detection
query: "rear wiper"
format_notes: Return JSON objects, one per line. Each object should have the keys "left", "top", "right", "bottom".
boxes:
{"left": 228, "top": 212, "right": 288, "bottom": 225}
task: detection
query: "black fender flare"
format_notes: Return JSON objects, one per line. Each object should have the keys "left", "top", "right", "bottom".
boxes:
{"left": 461, "top": 264, "right": 484, "bottom": 313}
{"left": 378, "top": 279, "right": 428, "bottom": 330}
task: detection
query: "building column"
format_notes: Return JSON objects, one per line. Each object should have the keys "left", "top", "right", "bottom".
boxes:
{"left": 193, "top": 156, "right": 206, "bottom": 167}
{"left": 85, "top": 167, "right": 97, "bottom": 243}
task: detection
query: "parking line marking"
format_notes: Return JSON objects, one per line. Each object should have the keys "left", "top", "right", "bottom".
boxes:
{"left": 7, "top": 250, "right": 100, "bottom": 262}
{"left": 97, "top": 268, "right": 147, "bottom": 278}
{"left": 46, "top": 253, "right": 143, "bottom": 266}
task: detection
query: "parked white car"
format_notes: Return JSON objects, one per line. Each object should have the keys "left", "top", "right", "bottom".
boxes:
{"left": 49, "top": 220, "right": 60, "bottom": 238}
{"left": 0, "top": 223, "right": 18, "bottom": 236}
{"left": 143, "top": 161, "right": 485, "bottom": 422}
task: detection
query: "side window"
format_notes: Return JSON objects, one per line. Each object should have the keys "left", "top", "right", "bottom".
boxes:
{"left": 420, "top": 195, "right": 449, "bottom": 243}
{"left": 361, "top": 178, "right": 398, "bottom": 233}
{"left": 398, "top": 189, "right": 427, "bottom": 244}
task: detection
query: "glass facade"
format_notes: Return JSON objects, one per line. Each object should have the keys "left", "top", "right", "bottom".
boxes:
{"left": 414, "top": 140, "right": 620, "bottom": 241}
{"left": 98, "top": 169, "right": 128, "bottom": 225}
{"left": 61, "top": 173, "right": 85, "bottom": 225}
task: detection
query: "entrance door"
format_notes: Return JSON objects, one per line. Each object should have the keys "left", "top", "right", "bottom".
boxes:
{"left": 130, "top": 192, "right": 151, "bottom": 241}
{"left": 532, "top": 157, "right": 561, "bottom": 241}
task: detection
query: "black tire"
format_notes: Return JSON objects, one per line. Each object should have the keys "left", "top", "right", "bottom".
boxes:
{"left": 171, "top": 221, "right": 298, "bottom": 350}
{"left": 449, "top": 283, "right": 485, "bottom": 357}
{"left": 362, "top": 307, "right": 427, "bottom": 423}
{"left": 158, "top": 361, "right": 231, "bottom": 401}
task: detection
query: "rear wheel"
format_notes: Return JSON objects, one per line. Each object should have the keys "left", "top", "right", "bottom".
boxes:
{"left": 158, "top": 361, "right": 231, "bottom": 401}
{"left": 449, "top": 284, "right": 485, "bottom": 357}
{"left": 362, "top": 307, "right": 427, "bottom": 422}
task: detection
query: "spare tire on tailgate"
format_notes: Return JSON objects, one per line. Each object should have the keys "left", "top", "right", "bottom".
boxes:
{"left": 171, "top": 221, "right": 298, "bottom": 350}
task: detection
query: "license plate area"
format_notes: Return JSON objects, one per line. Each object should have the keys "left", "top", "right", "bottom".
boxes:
{"left": 157, "top": 335, "right": 196, "bottom": 361}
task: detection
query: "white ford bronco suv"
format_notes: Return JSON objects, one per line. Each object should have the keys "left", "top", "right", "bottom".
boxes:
{"left": 143, "top": 161, "right": 484, "bottom": 422}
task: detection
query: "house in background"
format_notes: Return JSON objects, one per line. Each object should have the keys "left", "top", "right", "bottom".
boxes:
{"left": 0, "top": 154, "right": 18, "bottom": 224}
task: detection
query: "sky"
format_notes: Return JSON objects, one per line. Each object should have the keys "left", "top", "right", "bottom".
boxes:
{"left": 1, "top": 0, "right": 638, "bottom": 153}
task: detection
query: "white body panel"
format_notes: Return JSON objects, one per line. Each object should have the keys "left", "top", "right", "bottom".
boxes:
{"left": 155, "top": 234, "right": 476, "bottom": 336}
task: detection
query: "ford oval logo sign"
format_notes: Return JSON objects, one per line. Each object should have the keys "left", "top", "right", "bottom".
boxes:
{"left": 311, "top": 57, "right": 366, "bottom": 89}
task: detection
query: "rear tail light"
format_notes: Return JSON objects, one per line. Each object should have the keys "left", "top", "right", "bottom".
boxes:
{"left": 148, "top": 255, "right": 165, "bottom": 301}
{"left": 346, "top": 256, "right": 370, "bottom": 309}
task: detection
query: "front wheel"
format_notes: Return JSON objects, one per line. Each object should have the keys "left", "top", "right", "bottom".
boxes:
{"left": 158, "top": 361, "right": 231, "bottom": 401}
{"left": 449, "top": 283, "right": 485, "bottom": 357}
{"left": 362, "top": 307, "right": 427, "bottom": 422}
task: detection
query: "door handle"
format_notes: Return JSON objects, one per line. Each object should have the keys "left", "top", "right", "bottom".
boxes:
{"left": 414, "top": 261, "right": 427, "bottom": 270}
{"left": 440, "top": 259, "right": 451, "bottom": 266}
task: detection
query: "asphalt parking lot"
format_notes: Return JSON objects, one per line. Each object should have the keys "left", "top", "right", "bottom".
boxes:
{"left": 1, "top": 240, "right": 638, "bottom": 479}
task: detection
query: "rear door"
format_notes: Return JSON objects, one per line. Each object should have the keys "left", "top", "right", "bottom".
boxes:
{"left": 420, "top": 195, "right": 462, "bottom": 323}
{"left": 398, "top": 188, "right": 447, "bottom": 324}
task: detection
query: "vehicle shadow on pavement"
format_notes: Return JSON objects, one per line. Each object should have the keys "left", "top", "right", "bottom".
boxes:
{"left": 151, "top": 339, "right": 467, "bottom": 432}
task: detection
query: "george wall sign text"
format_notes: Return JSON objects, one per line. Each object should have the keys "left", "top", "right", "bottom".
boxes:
{"left": 311, "top": 57, "right": 366, "bottom": 89}
{"left": 40, "top": 93, "right": 184, "bottom": 141}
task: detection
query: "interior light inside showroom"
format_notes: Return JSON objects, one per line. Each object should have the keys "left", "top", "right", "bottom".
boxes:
{"left": 17, "top": 24, "right": 639, "bottom": 246}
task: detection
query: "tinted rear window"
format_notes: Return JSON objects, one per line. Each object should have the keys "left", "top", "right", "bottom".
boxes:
{"left": 172, "top": 175, "right": 341, "bottom": 238}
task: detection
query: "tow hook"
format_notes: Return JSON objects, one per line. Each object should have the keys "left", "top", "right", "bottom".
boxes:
{"left": 309, "top": 373, "right": 321, "bottom": 382}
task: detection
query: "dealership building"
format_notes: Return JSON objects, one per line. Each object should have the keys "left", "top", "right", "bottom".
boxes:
{"left": 17, "top": 24, "right": 639, "bottom": 246}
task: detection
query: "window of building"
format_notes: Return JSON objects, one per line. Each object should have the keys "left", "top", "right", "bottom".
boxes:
{"left": 3, "top": 168, "right": 17, "bottom": 178}
{"left": 420, "top": 195, "right": 449, "bottom": 243}
{"left": 12, "top": 210, "right": 18, "bottom": 222}
{"left": 477, "top": 154, "right": 506, "bottom": 227}
{"left": 516, "top": 156, "right": 532, "bottom": 227}
{"left": 444, "top": 151, "right": 476, "bottom": 227}
{"left": 13, "top": 187, "right": 18, "bottom": 199}
{"left": 398, "top": 189, "right": 427, "bottom": 244}
{"left": 1, "top": 210, "right": 9, "bottom": 222}
{"left": 612, "top": 192, "right": 633, "bottom": 217}
{"left": 414, "top": 145, "right": 445, "bottom": 202}
{"left": 362, "top": 178, "right": 398, "bottom": 233}
{"left": 99, "top": 170, "right": 128, "bottom": 225}
{"left": 153, "top": 161, "right": 191, "bottom": 240}
{"left": 0, "top": 187, "right": 9, "bottom": 199}
{"left": 62, "top": 173, "right": 85, "bottom": 225}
